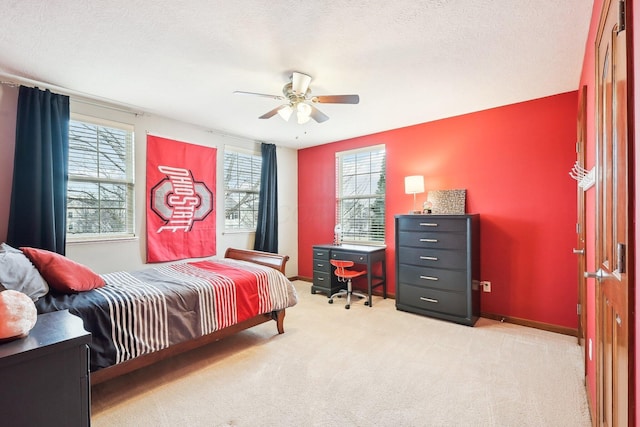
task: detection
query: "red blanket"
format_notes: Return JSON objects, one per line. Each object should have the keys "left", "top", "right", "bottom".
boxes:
{"left": 189, "top": 260, "right": 270, "bottom": 326}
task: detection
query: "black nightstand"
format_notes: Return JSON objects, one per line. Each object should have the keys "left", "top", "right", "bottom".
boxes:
{"left": 0, "top": 309, "right": 91, "bottom": 427}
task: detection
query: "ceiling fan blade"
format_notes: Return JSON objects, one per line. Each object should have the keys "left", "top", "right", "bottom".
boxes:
{"left": 291, "top": 72, "right": 312, "bottom": 95}
{"left": 309, "top": 105, "right": 329, "bottom": 123}
{"left": 259, "top": 106, "right": 284, "bottom": 119}
{"left": 234, "top": 91, "right": 285, "bottom": 101}
{"left": 313, "top": 94, "right": 360, "bottom": 104}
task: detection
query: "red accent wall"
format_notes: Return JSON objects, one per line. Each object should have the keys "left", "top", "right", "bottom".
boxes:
{"left": 299, "top": 91, "right": 578, "bottom": 328}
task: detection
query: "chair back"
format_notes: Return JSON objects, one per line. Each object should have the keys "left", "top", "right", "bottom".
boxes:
{"left": 330, "top": 259, "right": 356, "bottom": 280}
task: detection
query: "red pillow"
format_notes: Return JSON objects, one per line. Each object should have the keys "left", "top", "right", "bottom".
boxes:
{"left": 20, "top": 247, "right": 105, "bottom": 293}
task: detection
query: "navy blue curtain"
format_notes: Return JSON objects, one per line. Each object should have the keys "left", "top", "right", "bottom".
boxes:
{"left": 254, "top": 143, "right": 278, "bottom": 253}
{"left": 7, "top": 86, "right": 70, "bottom": 254}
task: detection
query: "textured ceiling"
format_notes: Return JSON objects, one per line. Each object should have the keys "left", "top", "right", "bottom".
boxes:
{"left": 0, "top": 0, "right": 594, "bottom": 149}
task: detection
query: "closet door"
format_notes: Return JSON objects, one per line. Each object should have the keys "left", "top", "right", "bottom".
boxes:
{"left": 591, "top": 0, "right": 632, "bottom": 424}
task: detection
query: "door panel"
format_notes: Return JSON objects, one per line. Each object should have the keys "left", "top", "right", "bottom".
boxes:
{"left": 576, "top": 85, "right": 587, "bottom": 351}
{"left": 594, "top": 0, "right": 630, "bottom": 425}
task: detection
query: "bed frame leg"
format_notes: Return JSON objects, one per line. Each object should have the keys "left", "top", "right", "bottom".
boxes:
{"left": 273, "top": 310, "right": 285, "bottom": 334}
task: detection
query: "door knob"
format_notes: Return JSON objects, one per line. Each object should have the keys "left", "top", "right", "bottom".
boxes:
{"left": 584, "top": 269, "right": 610, "bottom": 280}
{"left": 573, "top": 248, "right": 585, "bottom": 255}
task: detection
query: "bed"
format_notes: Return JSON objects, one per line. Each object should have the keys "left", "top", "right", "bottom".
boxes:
{"left": 29, "top": 247, "right": 297, "bottom": 385}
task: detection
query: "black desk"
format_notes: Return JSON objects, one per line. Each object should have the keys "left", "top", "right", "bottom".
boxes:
{"left": 311, "top": 244, "right": 387, "bottom": 307}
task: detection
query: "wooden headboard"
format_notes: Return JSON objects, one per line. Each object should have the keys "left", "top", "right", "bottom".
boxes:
{"left": 224, "top": 248, "right": 289, "bottom": 275}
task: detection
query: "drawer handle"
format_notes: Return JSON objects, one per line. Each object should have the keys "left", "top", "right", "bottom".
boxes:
{"left": 420, "top": 256, "right": 439, "bottom": 261}
{"left": 420, "top": 297, "right": 439, "bottom": 303}
{"left": 420, "top": 223, "right": 438, "bottom": 227}
{"left": 420, "top": 275, "right": 439, "bottom": 281}
{"left": 419, "top": 238, "right": 438, "bottom": 243}
{"left": 316, "top": 263, "right": 324, "bottom": 267}
{"left": 316, "top": 252, "right": 324, "bottom": 256}
{"left": 317, "top": 277, "right": 325, "bottom": 281}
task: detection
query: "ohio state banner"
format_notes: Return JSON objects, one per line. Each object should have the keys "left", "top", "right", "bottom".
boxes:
{"left": 146, "top": 135, "right": 216, "bottom": 262}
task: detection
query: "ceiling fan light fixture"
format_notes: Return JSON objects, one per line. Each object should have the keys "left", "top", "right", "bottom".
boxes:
{"left": 297, "top": 102, "right": 311, "bottom": 116}
{"left": 277, "top": 105, "right": 293, "bottom": 121}
{"left": 291, "top": 72, "right": 312, "bottom": 94}
{"left": 296, "top": 102, "right": 312, "bottom": 124}
{"left": 297, "top": 113, "right": 311, "bottom": 124}
{"left": 236, "top": 71, "right": 359, "bottom": 124}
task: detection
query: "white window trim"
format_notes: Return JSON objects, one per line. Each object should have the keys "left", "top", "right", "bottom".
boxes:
{"left": 66, "top": 114, "right": 136, "bottom": 241}
{"left": 336, "top": 144, "right": 386, "bottom": 245}
{"left": 223, "top": 146, "right": 262, "bottom": 232}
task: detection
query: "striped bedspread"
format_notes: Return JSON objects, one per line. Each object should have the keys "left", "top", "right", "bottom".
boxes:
{"left": 35, "top": 258, "right": 298, "bottom": 371}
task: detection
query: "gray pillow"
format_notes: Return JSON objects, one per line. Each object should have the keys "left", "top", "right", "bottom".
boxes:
{"left": 0, "top": 243, "right": 49, "bottom": 301}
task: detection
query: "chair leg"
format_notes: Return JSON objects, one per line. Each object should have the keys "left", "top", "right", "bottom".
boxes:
{"left": 345, "top": 279, "right": 366, "bottom": 309}
{"left": 328, "top": 289, "right": 347, "bottom": 304}
{"left": 352, "top": 291, "right": 368, "bottom": 304}
{"left": 329, "top": 279, "right": 365, "bottom": 309}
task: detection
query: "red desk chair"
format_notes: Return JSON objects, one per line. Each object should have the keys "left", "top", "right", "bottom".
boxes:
{"left": 329, "top": 259, "right": 368, "bottom": 309}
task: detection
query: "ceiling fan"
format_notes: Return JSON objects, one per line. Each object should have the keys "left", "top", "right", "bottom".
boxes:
{"left": 234, "top": 71, "right": 359, "bottom": 124}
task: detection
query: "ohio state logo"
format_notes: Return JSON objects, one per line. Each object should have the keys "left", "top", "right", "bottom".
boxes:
{"left": 150, "top": 165, "right": 213, "bottom": 233}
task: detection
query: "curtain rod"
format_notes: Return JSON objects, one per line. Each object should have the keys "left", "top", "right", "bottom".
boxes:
{"left": 0, "top": 71, "right": 269, "bottom": 145}
{"left": 0, "top": 71, "right": 143, "bottom": 116}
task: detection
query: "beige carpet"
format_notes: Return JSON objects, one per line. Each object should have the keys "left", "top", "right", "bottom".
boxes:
{"left": 92, "top": 280, "right": 591, "bottom": 427}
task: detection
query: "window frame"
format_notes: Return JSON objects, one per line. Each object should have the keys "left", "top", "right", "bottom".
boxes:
{"left": 223, "top": 146, "right": 262, "bottom": 232}
{"left": 66, "top": 113, "right": 135, "bottom": 242}
{"left": 335, "top": 144, "right": 386, "bottom": 245}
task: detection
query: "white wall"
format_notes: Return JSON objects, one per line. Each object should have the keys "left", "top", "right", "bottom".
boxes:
{"left": 0, "top": 85, "right": 298, "bottom": 277}
{"left": 0, "top": 85, "right": 17, "bottom": 242}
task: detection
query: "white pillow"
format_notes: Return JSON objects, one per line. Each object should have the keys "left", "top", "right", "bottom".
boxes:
{"left": 1, "top": 242, "right": 21, "bottom": 254}
{"left": 0, "top": 243, "right": 49, "bottom": 301}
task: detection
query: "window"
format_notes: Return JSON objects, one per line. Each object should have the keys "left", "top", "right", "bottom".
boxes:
{"left": 67, "top": 115, "right": 135, "bottom": 239}
{"left": 336, "top": 145, "right": 386, "bottom": 244}
{"left": 224, "top": 147, "right": 262, "bottom": 231}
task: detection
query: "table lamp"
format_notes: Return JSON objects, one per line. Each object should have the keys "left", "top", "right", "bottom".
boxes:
{"left": 404, "top": 175, "right": 425, "bottom": 214}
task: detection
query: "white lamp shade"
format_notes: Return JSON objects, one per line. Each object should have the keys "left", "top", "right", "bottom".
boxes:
{"left": 297, "top": 113, "right": 311, "bottom": 124}
{"left": 292, "top": 73, "right": 312, "bottom": 94}
{"left": 277, "top": 105, "right": 293, "bottom": 121}
{"left": 404, "top": 175, "right": 424, "bottom": 194}
{"left": 297, "top": 102, "right": 311, "bottom": 116}
{"left": 296, "top": 102, "right": 312, "bottom": 124}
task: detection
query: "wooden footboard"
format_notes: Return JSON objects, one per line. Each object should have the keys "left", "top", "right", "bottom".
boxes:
{"left": 91, "top": 248, "right": 290, "bottom": 386}
{"left": 224, "top": 247, "right": 289, "bottom": 274}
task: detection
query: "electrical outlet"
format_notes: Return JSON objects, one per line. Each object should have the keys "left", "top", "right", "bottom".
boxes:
{"left": 481, "top": 281, "right": 491, "bottom": 292}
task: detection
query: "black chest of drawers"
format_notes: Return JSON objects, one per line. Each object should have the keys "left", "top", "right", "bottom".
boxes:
{"left": 395, "top": 214, "right": 480, "bottom": 326}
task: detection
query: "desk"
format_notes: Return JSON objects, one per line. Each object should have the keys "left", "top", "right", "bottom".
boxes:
{"left": 311, "top": 244, "right": 386, "bottom": 307}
